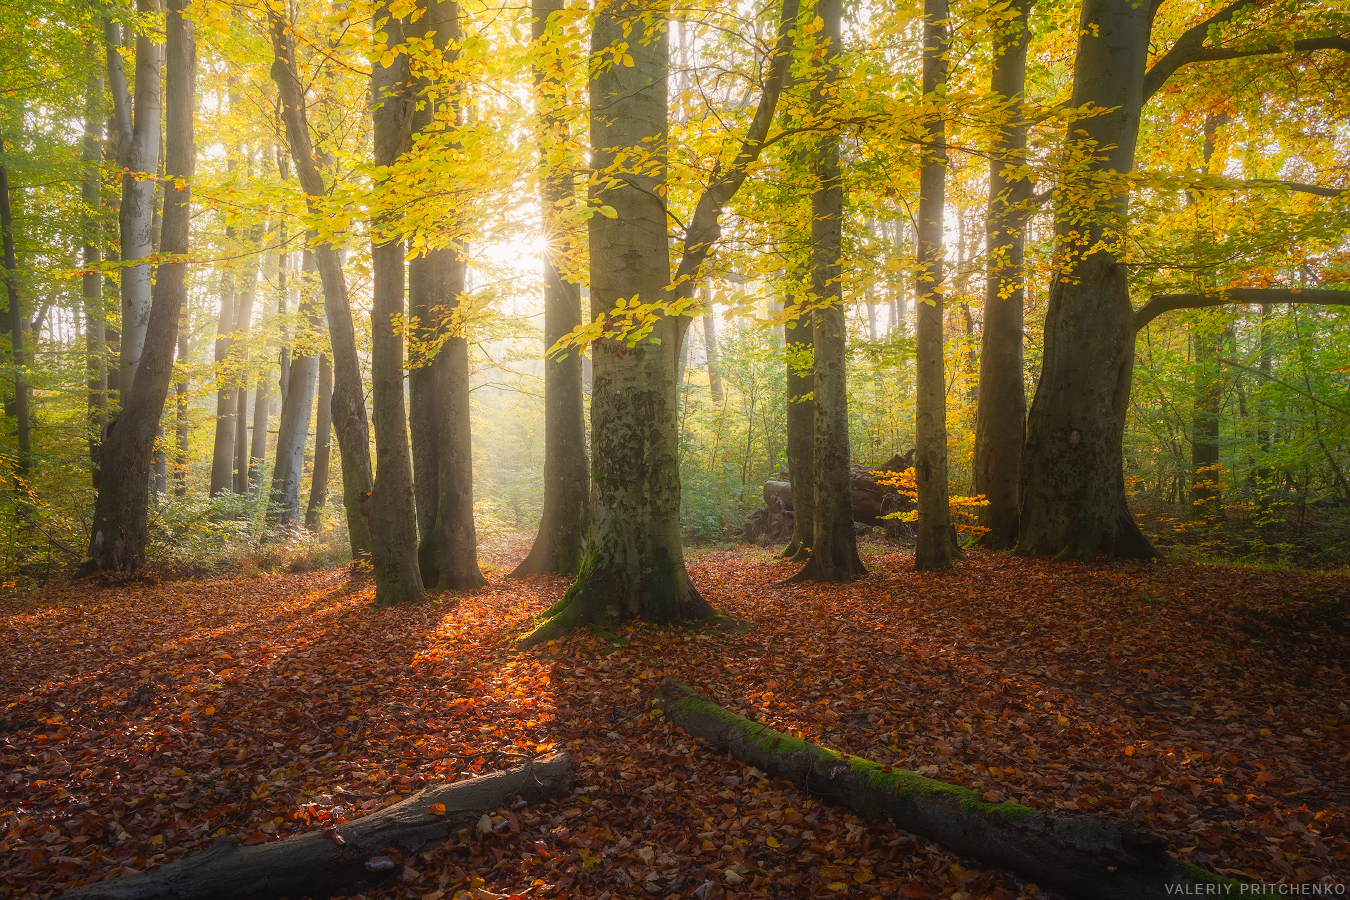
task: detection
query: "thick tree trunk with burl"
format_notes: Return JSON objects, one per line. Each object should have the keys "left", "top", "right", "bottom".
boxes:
{"left": 656, "top": 681, "right": 1242, "bottom": 900}
{"left": 56, "top": 755, "right": 573, "bottom": 900}
{"left": 912, "top": 0, "right": 952, "bottom": 572}
{"left": 1017, "top": 0, "right": 1157, "bottom": 562}
{"left": 973, "top": 0, "right": 1029, "bottom": 550}
{"left": 513, "top": 0, "right": 589, "bottom": 578}
{"left": 82, "top": 0, "right": 194, "bottom": 574}
{"left": 789, "top": 0, "right": 864, "bottom": 584}
{"left": 270, "top": 13, "right": 373, "bottom": 559}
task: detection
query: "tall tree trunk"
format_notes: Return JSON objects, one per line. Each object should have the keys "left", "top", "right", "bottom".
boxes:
{"left": 702, "top": 307, "right": 724, "bottom": 403}
{"left": 270, "top": 12, "right": 374, "bottom": 558}
{"left": 83, "top": 0, "right": 194, "bottom": 573}
{"left": 1016, "top": 0, "right": 1156, "bottom": 561}
{"left": 248, "top": 250, "right": 277, "bottom": 498}
{"left": 914, "top": 0, "right": 953, "bottom": 572}
{"left": 83, "top": 74, "right": 109, "bottom": 479}
{"left": 782, "top": 274, "right": 815, "bottom": 562}
{"left": 512, "top": 0, "right": 589, "bottom": 578}
{"left": 271, "top": 250, "right": 320, "bottom": 530}
{"left": 174, "top": 297, "right": 190, "bottom": 496}
{"left": 110, "top": 2, "right": 163, "bottom": 399}
{"left": 1189, "top": 115, "right": 1224, "bottom": 515}
{"left": 368, "top": 4, "right": 426, "bottom": 604}
{"left": 233, "top": 250, "right": 260, "bottom": 494}
{"left": 522, "top": 0, "right": 710, "bottom": 645}
{"left": 972, "top": 0, "right": 1029, "bottom": 550}
{"left": 0, "top": 119, "right": 31, "bottom": 499}
{"left": 305, "top": 353, "right": 333, "bottom": 531}
{"left": 406, "top": 0, "right": 485, "bottom": 591}
{"left": 790, "top": 0, "right": 864, "bottom": 583}
{"left": 208, "top": 252, "right": 237, "bottom": 496}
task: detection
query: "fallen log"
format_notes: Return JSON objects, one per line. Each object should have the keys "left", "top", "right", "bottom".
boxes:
{"left": 653, "top": 681, "right": 1240, "bottom": 900}
{"left": 59, "top": 754, "right": 573, "bottom": 900}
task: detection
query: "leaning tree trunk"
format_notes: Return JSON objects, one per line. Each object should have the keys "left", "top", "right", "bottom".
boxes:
{"left": 781, "top": 276, "right": 815, "bottom": 562}
{"left": 406, "top": 0, "right": 486, "bottom": 591}
{"left": 367, "top": 3, "right": 425, "bottom": 604}
{"left": 83, "top": 74, "right": 109, "bottom": 476}
{"left": 790, "top": 0, "right": 865, "bottom": 583}
{"left": 269, "top": 251, "right": 320, "bottom": 530}
{"left": 654, "top": 680, "right": 1239, "bottom": 900}
{"left": 270, "top": 11, "right": 374, "bottom": 558}
{"left": 56, "top": 755, "right": 573, "bottom": 900}
{"left": 82, "top": 0, "right": 194, "bottom": 574}
{"left": 110, "top": 2, "right": 162, "bottom": 400}
{"left": 972, "top": 0, "right": 1029, "bottom": 550}
{"left": 522, "top": 0, "right": 710, "bottom": 645}
{"left": 912, "top": 0, "right": 953, "bottom": 572}
{"left": 304, "top": 353, "right": 332, "bottom": 530}
{"left": 512, "top": 0, "right": 589, "bottom": 578}
{"left": 1016, "top": 0, "right": 1156, "bottom": 562}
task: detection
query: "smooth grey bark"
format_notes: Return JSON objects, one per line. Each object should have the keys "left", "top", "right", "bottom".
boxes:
{"left": 270, "top": 251, "right": 319, "bottom": 530}
{"left": 0, "top": 120, "right": 31, "bottom": 496}
{"left": 789, "top": 0, "right": 864, "bottom": 583}
{"left": 702, "top": 308, "right": 724, "bottom": 403}
{"left": 208, "top": 250, "right": 237, "bottom": 497}
{"left": 512, "top": 0, "right": 589, "bottom": 577}
{"left": 522, "top": 0, "right": 710, "bottom": 645}
{"left": 107, "top": 4, "right": 163, "bottom": 399}
{"left": 368, "top": 4, "right": 425, "bottom": 604}
{"left": 913, "top": 0, "right": 953, "bottom": 571}
{"left": 1016, "top": 0, "right": 1156, "bottom": 561}
{"left": 248, "top": 251, "right": 277, "bottom": 497}
{"left": 304, "top": 353, "right": 332, "bottom": 531}
{"left": 782, "top": 275, "right": 815, "bottom": 562}
{"left": 84, "top": 74, "right": 109, "bottom": 476}
{"left": 232, "top": 250, "right": 260, "bottom": 494}
{"left": 407, "top": 0, "right": 485, "bottom": 591}
{"left": 270, "top": 12, "right": 373, "bottom": 558}
{"left": 174, "top": 296, "right": 190, "bottom": 496}
{"left": 83, "top": 0, "right": 193, "bottom": 573}
{"left": 972, "top": 0, "right": 1029, "bottom": 550}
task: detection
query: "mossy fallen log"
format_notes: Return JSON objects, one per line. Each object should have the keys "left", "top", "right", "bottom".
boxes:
{"left": 653, "top": 680, "right": 1247, "bottom": 900}
{"left": 58, "top": 754, "right": 573, "bottom": 900}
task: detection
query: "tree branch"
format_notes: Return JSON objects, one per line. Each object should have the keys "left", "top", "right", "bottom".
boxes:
{"left": 1132, "top": 288, "right": 1350, "bottom": 332}
{"left": 1242, "top": 178, "right": 1346, "bottom": 198}
{"left": 1143, "top": 0, "right": 1348, "bottom": 102}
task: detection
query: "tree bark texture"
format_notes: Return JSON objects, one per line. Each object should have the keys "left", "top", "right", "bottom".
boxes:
{"left": 270, "top": 251, "right": 320, "bottom": 530}
{"left": 1016, "top": 0, "right": 1156, "bottom": 562}
{"left": 522, "top": 0, "right": 711, "bottom": 646}
{"left": 270, "top": 11, "right": 374, "bottom": 558}
{"left": 83, "top": 0, "right": 194, "bottom": 574}
{"left": 406, "top": 0, "right": 486, "bottom": 591}
{"left": 513, "top": 0, "right": 589, "bottom": 577}
{"left": 84, "top": 74, "right": 109, "bottom": 473}
{"left": 912, "top": 0, "right": 953, "bottom": 572}
{"left": 782, "top": 294, "right": 815, "bottom": 561}
{"left": 0, "top": 122, "right": 31, "bottom": 495}
{"left": 232, "top": 254, "right": 260, "bottom": 494}
{"left": 208, "top": 254, "right": 237, "bottom": 497}
{"left": 654, "top": 680, "right": 1238, "bottom": 900}
{"left": 304, "top": 353, "right": 333, "bottom": 531}
{"left": 109, "top": 4, "right": 163, "bottom": 400}
{"left": 368, "top": 8, "right": 425, "bottom": 604}
{"left": 56, "top": 755, "right": 574, "bottom": 900}
{"left": 972, "top": 0, "right": 1029, "bottom": 550}
{"left": 789, "top": 0, "right": 864, "bottom": 584}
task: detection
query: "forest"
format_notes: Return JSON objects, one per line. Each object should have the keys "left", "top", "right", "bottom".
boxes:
{"left": 0, "top": 0, "right": 1348, "bottom": 896}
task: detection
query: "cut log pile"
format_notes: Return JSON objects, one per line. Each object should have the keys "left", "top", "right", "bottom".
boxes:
{"left": 744, "top": 450, "right": 916, "bottom": 545}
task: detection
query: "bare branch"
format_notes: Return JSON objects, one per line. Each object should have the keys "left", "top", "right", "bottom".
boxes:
{"left": 1132, "top": 288, "right": 1350, "bottom": 332}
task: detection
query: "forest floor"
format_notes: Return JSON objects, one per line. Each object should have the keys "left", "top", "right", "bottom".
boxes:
{"left": 2, "top": 536, "right": 1347, "bottom": 899}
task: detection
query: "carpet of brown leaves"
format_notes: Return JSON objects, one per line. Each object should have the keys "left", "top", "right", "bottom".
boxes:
{"left": 2, "top": 536, "right": 1347, "bottom": 899}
